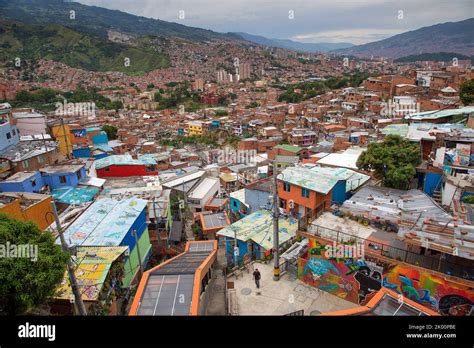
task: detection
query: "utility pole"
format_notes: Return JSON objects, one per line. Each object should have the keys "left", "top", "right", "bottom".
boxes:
{"left": 272, "top": 161, "right": 280, "bottom": 281}
{"left": 132, "top": 229, "right": 144, "bottom": 279}
{"left": 60, "top": 118, "right": 70, "bottom": 159}
{"left": 50, "top": 201, "right": 87, "bottom": 315}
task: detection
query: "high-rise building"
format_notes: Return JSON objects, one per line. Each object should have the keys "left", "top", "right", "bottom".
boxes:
{"left": 238, "top": 62, "right": 251, "bottom": 80}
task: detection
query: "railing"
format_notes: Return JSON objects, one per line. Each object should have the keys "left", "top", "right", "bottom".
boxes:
{"left": 306, "top": 224, "right": 474, "bottom": 281}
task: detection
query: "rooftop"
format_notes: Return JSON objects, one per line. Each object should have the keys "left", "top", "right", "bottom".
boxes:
{"left": 61, "top": 197, "right": 148, "bottom": 247}
{"left": 274, "top": 144, "right": 302, "bottom": 154}
{"left": 2, "top": 171, "right": 37, "bottom": 183}
{"left": 95, "top": 155, "right": 157, "bottom": 169}
{"left": 217, "top": 210, "right": 297, "bottom": 250}
{"left": 40, "top": 164, "right": 84, "bottom": 174}
{"left": 278, "top": 166, "right": 339, "bottom": 195}
{"left": 55, "top": 246, "right": 127, "bottom": 302}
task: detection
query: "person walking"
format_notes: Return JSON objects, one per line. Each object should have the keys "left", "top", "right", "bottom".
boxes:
{"left": 253, "top": 268, "right": 261, "bottom": 289}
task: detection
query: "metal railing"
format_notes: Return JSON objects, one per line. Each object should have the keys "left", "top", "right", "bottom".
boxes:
{"left": 306, "top": 224, "right": 474, "bottom": 281}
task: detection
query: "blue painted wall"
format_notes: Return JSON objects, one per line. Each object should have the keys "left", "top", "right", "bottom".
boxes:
{"left": 0, "top": 123, "right": 20, "bottom": 153}
{"left": 120, "top": 209, "right": 147, "bottom": 251}
{"left": 41, "top": 167, "right": 86, "bottom": 190}
{"left": 93, "top": 152, "right": 108, "bottom": 160}
{"left": 224, "top": 237, "right": 261, "bottom": 265}
{"left": 332, "top": 180, "right": 347, "bottom": 204}
{"left": 0, "top": 172, "right": 44, "bottom": 193}
{"left": 423, "top": 172, "right": 443, "bottom": 197}
{"left": 91, "top": 132, "right": 108, "bottom": 145}
{"left": 230, "top": 197, "right": 242, "bottom": 215}
{"left": 73, "top": 147, "right": 91, "bottom": 159}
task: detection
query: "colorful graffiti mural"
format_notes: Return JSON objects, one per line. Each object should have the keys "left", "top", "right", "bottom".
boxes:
{"left": 298, "top": 239, "right": 383, "bottom": 305}
{"left": 383, "top": 265, "right": 474, "bottom": 316}
{"left": 298, "top": 237, "right": 474, "bottom": 315}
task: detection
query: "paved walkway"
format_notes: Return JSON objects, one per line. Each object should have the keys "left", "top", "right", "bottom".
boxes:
{"left": 227, "top": 261, "right": 358, "bottom": 315}
{"left": 204, "top": 242, "right": 227, "bottom": 315}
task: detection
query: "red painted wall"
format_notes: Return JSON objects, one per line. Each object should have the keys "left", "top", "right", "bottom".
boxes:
{"left": 97, "top": 165, "right": 158, "bottom": 178}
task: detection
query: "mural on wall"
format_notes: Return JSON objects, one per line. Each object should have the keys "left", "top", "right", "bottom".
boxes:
{"left": 298, "top": 239, "right": 384, "bottom": 305}
{"left": 299, "top": 237, "right": 474, "bottom": 316}
{"left": 383, "top": 265, "right": 474, "bottom": 316}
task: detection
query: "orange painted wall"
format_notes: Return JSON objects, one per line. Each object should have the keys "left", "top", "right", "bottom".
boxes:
{"left": 0, "top": 197, "right": 54, "bottom": 230}
{"left": 277, "top": 181, "right": 332, "bottom": 213}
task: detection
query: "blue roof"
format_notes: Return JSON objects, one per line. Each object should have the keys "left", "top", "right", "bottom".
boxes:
{"left": 52, "top": 187, "right": 99, "bottom": 205}
{"left": 61, "top": 197, "right": 148, "bottom": 247}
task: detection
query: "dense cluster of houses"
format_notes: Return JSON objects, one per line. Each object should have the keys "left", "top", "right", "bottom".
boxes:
{"left": 0, "top": 57, "right": 473, "bottom": 317}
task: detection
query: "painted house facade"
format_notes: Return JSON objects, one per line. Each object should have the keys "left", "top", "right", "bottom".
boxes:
{"left": 95, "top": 155, "right": 158, "bottom": 178}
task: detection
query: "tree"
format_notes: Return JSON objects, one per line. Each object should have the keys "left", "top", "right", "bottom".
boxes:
{"left": 357, "top": 135, "right": 421, "bottom": 189}
{"left": 102, "top": 125, "right": 118, "bottom": 140}
{"left": 460, "top": 79, "right": 474, "bottom": 105}
{"left": 0, "top": 214, "right": 68, "bottom": 314}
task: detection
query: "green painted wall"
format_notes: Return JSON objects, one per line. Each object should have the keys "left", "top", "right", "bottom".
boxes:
{"left": 123, "top": 228, "right": 152, "bottom": 287}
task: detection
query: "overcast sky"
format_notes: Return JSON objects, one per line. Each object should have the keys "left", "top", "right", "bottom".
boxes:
{"left": 76, "top": 0, "right": 473, "bottom": 44}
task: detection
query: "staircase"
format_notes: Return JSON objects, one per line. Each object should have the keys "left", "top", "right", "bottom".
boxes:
{"left": 432, "top": 189, "right": 442, "bottom": 204}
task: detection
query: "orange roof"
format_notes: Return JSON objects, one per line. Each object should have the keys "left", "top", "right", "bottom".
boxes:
{"left": 129, "top": 240, "right": 217, "bottom": 316}
{"left": 322, "top": 288, "right": 440, "bottom": 316}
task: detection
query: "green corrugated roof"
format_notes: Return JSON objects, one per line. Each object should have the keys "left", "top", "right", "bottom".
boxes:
{"left": 274, "top": 144, "right": 302, "bottom": 153}
{"left": 278, "top": 166, "right": 338, "bottom": 194}
{"left": 216, "top": 210, "right": 297, "bottom": 250}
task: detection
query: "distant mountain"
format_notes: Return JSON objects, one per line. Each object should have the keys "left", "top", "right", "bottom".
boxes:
{"left": 0, "top": 0, "right": 243, "bottom": 42}
{"left": 0, "top": 20, "right": 170, "bottom": 74}
{"left": 331, "top": 18, "right": 474, "bottom": 58}
{"left": 394, "top": 52, "right": 472, "bottom": 63}
{"left": 234, "top": 32, "right": 354, "bottom": 53}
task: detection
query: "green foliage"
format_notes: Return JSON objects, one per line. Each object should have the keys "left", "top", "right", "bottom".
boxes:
{"left": 462, "top": 195, "right": 474, "bottom": 204}
{"left": 278, "top": 73, "right": 375, "bottom": 103}
{"left": 0, "top": 21, "right": 169, "bottom": 75}
{"left": 0, "top": 214, "right": 68, "bottom": 315}
{"left": 214, "top": 110, "right": 228, "bottom": 116}
{"left": 10, "top": 87, "right": 122, "bottom": 112}
{"left": 357, "top": 135, "right": 421, "bottom": 189}
{"left": 245, "top": 101, "right": 259, "bottom": 109}
{"left": 102, "top": 125, "right": 118, "bottom": 140}
{"left": 460, "top": 79, "right": 474, "bottom": 105}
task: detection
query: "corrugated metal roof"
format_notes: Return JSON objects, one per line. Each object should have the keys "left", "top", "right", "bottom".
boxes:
{"left": 278, "top": 166, "right": 338, "bottom": 194}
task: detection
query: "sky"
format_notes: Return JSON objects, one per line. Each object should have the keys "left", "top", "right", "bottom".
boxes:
{"left": 76, "top": 0, "right": 473, "bottom": 44}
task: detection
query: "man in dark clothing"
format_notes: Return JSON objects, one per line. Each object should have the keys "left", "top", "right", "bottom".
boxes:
{"left": 253, "top": 268, "right": 261, "bottom": 289}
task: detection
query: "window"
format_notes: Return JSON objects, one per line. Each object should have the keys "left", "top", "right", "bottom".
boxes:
{"left": 21, "top": 160, "right": 29, "bottom": 169}
{"left": 279, "top": 199, "right": 287, "bottom": 209}
{"left": 233, "top": 200, "right": 237, "bottom": 207}
{"left": 31, "top": 179, "right": 36, "bottom": 187}
{"left": 6, "top": 132, "right": 11, "bottom": 139}
{"left": 104, "top": 167, "right": 110, "bottom": 172}
{"left": 12, "top": 129, "right": 16, "bottom": 136}
{"left": 37, "top": 155, "right": 44, "bottom": 163}
{"left": 302, "top": 187, "right": 310, "bottom": 198}
{"left": 283, "top": 182, "right": 291, "bottom": 192}
{"left": 76, "top": 170, "right": 82, "bottom": 180}
{"left": 59, "top": 176, "right": 67, "bottom": 184}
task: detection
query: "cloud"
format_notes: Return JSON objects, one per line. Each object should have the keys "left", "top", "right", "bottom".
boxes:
{"left": 292, "top": 29, "right": 405, "bottom": 45}
{"left": 76, "top": 0, "right": 474, "bottom": 44}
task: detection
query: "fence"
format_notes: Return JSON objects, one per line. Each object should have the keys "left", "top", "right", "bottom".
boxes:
{"left": 308, "top": 224, "right": 474, "bottom": 281}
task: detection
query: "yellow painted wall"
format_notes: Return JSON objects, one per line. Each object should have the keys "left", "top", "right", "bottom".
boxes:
{"left": 51, "top": 124, "right": 72, "bottom": 156}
